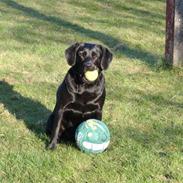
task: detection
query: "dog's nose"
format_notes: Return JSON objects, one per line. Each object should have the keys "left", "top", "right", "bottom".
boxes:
{"left": 85, "top": 61, "right": 92, "bottom": 67}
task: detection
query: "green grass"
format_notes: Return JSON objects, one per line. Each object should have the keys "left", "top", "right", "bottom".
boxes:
{"left": 0, "top": 0, "right": 183, "bottom": 182}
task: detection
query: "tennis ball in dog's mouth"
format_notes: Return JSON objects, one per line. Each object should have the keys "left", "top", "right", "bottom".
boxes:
{"left": 84, "top": 70, "right": 98, "bottom": 81}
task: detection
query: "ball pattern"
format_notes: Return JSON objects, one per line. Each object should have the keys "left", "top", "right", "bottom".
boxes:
{"left": 75, "top": 119, "right": 110, "bottom": 153}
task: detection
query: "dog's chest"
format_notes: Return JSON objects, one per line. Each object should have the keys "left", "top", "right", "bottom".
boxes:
{"left": 68, "top": 93, "right": 97, "bottom": 111}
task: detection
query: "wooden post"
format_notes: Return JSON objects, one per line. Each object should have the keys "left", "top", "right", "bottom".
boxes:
{"left": 165, "top": 0, "right": 175, "bottom": 65}
{"left": 174, "top": 0, "right": 183, "bottom": 66}
{"left": 165, "top": 0, "right": 183, "bottom": 67}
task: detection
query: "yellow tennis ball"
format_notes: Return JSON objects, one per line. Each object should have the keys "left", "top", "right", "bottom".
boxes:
{"left": 85, "top": 70, "right": 98, "bottom": 81}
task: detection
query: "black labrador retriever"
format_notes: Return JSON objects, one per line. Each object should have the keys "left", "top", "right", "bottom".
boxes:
{"left": 46, "top": 42, "right": 113, "bottom": 149}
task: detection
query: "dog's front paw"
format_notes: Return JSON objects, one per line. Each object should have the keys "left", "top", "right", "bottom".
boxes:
{"left": 47, "top": 142, "right": 57, "bottom": 150}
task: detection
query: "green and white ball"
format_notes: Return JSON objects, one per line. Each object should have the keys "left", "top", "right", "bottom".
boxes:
{"left": 75, "top": 119, "right": 110, "bottom": 153}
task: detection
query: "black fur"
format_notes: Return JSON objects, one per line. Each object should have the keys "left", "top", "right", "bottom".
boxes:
{"left": 46, "top": 42, "right": 113, "bottom": 149}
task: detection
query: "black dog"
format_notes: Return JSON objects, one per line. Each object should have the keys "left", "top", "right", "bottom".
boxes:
{"left": 46, "top": 42, "right": 113, "bottom": 149}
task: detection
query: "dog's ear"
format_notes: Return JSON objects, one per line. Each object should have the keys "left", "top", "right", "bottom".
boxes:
{"left": 65, "top": 43, "right": 80, "bottom": 66}
{"left": 99, "top": 45, "right": 113, "bottom": 70}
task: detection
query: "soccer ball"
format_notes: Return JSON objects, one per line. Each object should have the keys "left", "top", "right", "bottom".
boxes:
{"left": 75, "top": 119, "right": 110, "bottom": 153}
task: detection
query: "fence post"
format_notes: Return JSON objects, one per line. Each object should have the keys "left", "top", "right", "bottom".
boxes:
{"left": 165, "top": 0, "right": 183, "bottom": 67}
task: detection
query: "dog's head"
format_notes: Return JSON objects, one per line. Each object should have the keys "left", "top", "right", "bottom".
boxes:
{"left": 65, "top": 42, "right": 113, "bottom": 82}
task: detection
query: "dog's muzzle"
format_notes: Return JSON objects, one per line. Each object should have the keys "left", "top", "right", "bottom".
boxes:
{"left": 83, "top": 60, "right": 96, "bottom": 72}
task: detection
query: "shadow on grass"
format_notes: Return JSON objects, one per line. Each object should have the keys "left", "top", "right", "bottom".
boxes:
{"left": 0, "top": 80, "right": 50, "bottom": 141}
{"left": 1, "top": 0, "right": 160, "bottom": 67}
{"left": 1, "top": 0, "right": 119, "bottom": 48}
{"left": 71, "top": 0, "right": 164, "bottom": 34}
{"left": 0, "top": 80, "right": 76, "bottom": 148}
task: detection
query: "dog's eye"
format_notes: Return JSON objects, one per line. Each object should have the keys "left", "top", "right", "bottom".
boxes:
{"left": 78, "top": 51, "right": 87, "bottom": 58}
{"left": 92, "top": 52, "right": 97, "bottom": 58}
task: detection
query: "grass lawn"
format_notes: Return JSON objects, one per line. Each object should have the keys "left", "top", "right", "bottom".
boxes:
{"left": 0, "top": 0, "right": 183, "bottom": 182}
